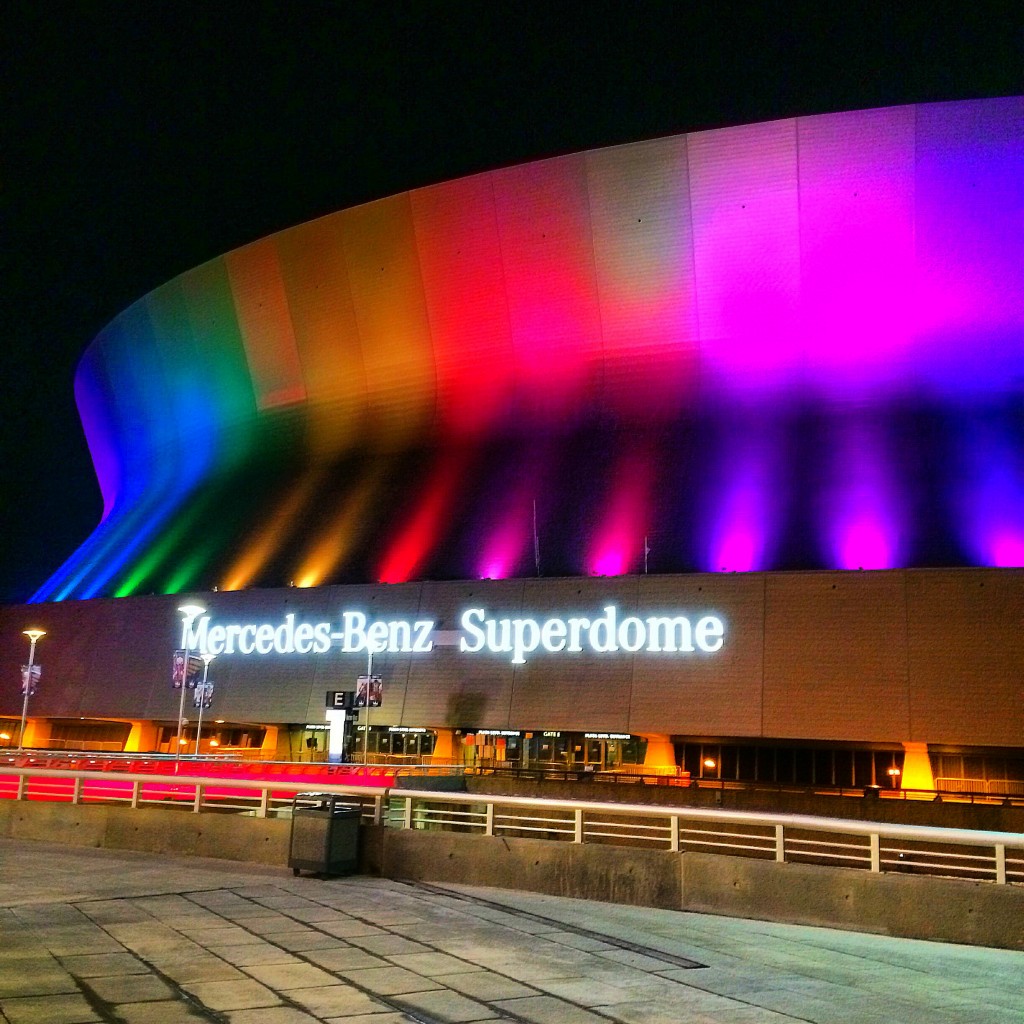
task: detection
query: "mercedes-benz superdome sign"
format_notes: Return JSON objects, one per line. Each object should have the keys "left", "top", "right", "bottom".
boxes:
{"left": 181, "top": 607, "right": 725, "bottom": 665}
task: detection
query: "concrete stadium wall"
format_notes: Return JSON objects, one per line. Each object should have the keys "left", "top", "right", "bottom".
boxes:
{"left": 378, "top": 829, "right": 1024, "bottom": 951}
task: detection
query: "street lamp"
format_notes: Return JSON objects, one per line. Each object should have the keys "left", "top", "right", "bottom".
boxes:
{"left": 175, "top": 604, "right": 205, "bottom": 767}
{"left": 193, "top": 652, "right": 215, "bottom": 756}
{"left": 18, "top": 629, "right": 45, "bottom": 753}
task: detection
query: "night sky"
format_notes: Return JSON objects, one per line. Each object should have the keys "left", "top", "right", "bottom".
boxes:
{"left": 3, "top": 3, "right": 1022, "bottom": 603}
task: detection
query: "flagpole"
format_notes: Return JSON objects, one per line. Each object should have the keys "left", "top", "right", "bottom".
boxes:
{"left": 533, "top": 499, "right": 540, "bottom": 577}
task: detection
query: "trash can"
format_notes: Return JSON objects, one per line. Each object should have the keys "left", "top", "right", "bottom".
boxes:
{"left": 288, "top": 793, "right": 361, "bottom": 877}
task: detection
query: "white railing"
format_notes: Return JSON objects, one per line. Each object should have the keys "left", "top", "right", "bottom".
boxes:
{"left": 2, "top": 767, "right": 1023, "bottom": 887}
{"left": 385, "top": 789, "right": 1024, "bottom": 886}
{"left": 0, "top": 767, "right": 385, "bottom": 823}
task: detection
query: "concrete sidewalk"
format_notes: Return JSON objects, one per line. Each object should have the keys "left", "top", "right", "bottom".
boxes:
{"left": 0, "top": 839, "right": 1021, "bottom": 1024}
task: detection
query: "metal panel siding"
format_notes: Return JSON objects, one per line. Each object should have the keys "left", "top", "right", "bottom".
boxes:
{"left": 905, "top": 569, "right": 1024, "bottom": 746}
{"left": 2, "top": 569, "right": 1022, "bottom": 749}
{"left": 507, "top": 577, "right": 639, "bottom": 732}
{"left": 628, "top": 574, "right": 764, "bottom": 736}
{"left": 275, "top": 214, "right": 367, "bottom": 455}
{"left": 404, "top": 579, "right": 524, "bottom": 729}
{"left": 763, "top": 571, "right": 909, "bottom": 742}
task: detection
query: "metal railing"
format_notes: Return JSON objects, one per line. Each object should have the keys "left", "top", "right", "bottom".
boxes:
{"left": 2, "top": 765, "right": 1023, "bottom": 887}
{"left": 0, "top": 766, "right": 385, "bottom": 823}
{"left": 384, "top": 789, "right": 1024, "bottom": 886}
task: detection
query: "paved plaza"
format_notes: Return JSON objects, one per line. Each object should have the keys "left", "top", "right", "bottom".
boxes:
{"left": 0, "top": 839, "right": 1021, "bottom": 1024}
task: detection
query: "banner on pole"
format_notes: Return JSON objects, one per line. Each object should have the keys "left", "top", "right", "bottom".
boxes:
{"left": 20, "top": 664, "right": 40, "bottom": 696}
{"left": 355, "top": 674, "right": 383, "bottom": 707}
{"left": 192, "top": 681, "right": 214, "bottom": 709}
{"left": 172, "top": 651, "right": 203, "bottom": 689}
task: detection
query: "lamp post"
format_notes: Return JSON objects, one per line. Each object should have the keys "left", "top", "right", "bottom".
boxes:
{"left": 175, "top": 604, "right": 205, "bottom": 768}
{"left": 193, "top": 652, "right": 215, "bottom": 756}
{"left": 17, "top": 629, "right": 45, "bottom": 753}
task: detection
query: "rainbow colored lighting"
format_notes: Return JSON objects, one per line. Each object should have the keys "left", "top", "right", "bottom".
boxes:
{"left": 33, "top": 98, "right": 1024, "bottom": 600}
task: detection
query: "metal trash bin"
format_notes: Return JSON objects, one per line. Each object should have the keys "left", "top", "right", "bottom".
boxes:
{"left": 288, "top": 793, "right": 361, "bottom": 877}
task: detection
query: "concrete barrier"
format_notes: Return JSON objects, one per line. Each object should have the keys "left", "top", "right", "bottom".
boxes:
{"left": 377, "top": 828, "right": 1024, "bottom": 950}
{"left": 0, "top": 800, "right": 290, "bottom": 865}
{"left": 3, "top": 799, "right": 1021, "bottom": 949}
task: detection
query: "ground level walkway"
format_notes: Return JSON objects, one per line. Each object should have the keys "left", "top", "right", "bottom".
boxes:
{"left": 0, "top": 839, "right": 1021, "bottom": 1024}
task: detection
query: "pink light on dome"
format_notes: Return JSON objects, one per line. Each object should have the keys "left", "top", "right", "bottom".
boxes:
{"left": 823, "top": 420, "right": 904, "bottom": 571}
{"left": 953, "top": 421, "right": 1024, "bottom": 568}
{"left": 587, "top": 448, "right": 653, "bottom": 576}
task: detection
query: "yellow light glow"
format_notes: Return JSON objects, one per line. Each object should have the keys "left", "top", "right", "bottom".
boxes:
{"left": 22, "top": 628, "right": 46, "bottom": 642}
{"left": 221, "top": 467, "right": 326, "bottom": 591}
{"left": 209, "top": 739, "right": 219, "bottom": 747}
{"left": 703, "top": 758, "right": 717, "bottom": 769}
{"left": 292, "top": 466, "right": 383, "bottom": 587}
{"left": 0, "top": 733, "right": 10, "bottom": 740}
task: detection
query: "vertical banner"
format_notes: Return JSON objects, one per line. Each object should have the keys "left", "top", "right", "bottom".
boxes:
{"left": 355, "top": 674, "right": 383, "bottom": 707}
{"left": 172, "top": 651, "right": 204, "bottom": 689}
{"left": 192, "top": 681, "right": 214, "bottom": 709}
{"left": 20, "top": 664, "right": 41, "bottom": 696}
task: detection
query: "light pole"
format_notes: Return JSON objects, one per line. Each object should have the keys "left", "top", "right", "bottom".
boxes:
{"left": 193, "top": 652, "right": 215, "bottom": 756}
{"left": 363, "top": 646, "right": 372, "bottom": 766}
{"left": 17, "top": 629, "right": 45, "bottom": 753}
{"left": 175, "top": 604, "right": 205, "bottom": 768}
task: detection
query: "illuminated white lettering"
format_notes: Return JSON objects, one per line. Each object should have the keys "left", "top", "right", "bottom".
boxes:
{"left": 181, "top": 617, "right": 207, "bottom": 651}
{"left": 342, "top": 611, "right": 367, "bottom": 653}
{"left": 367, "top": 620, "right": 389, "bottom": 654}
{"left": 695, "top": 615, "right": 724, "bottom": 652}
{"left": 389, "top": 620, "right": 411, "bottom": 652}
{"left": 590, "top": 606, "right": 619, "bottom": 653}
{"left": 175, "top": 606, "right": 722, "bottom": 663}
{"left": 312, "top": 622, "right": 331, "bottom": 654}
{"left": 294, "top": 622, "right": 313, "bottom": 654}
{"left": 485, "top": 618, "right": 513, "bottom": 653}
{"left": 239, "top": 625, "right": 257, "bottom": 655}
{"left": 511, "top": 618, "right": 540, "bottom": 665}
{"left": 646, "top": 616, "right": 694, "bottom": 652}
{"left": 460, "top": 608, "right": 486, "bottom": 652}
{"left": 255, "top": 624, "right": 274, "bottom": 654}
{"left": 541, "top": 618, "right": 567, "bottom": 652}
{"left": 274, "top": 613, "right": 295, "bottom": 653}
{"left": 618, "top": 616, "right": 645, "bottom": 652}
{"left": 206, "top": 624, "right": 226, "bottom": 656}
{"left": 567, "top": 617, "right": 590, "bottom": 652}
{"left": 412, "top": 620, "right": 434, "bottom": 652}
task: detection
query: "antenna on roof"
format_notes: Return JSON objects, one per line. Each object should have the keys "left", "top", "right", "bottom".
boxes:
{"left": 533, "top": 499, "right": 541, "bottom": 577}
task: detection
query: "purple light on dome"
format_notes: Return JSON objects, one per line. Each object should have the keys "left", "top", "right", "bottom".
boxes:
{"left": 706, "top": 484, "right": 766, "bottom": 573}
{"left": 701, "top": 422, "right": 781, "bottom": 573}
{"left": 953, "top": 421, "right": 1024, "bottom": 568}
{"left": 824, "top": 420, "right": 903, "bottom": 570}
{"left": 835, "top": 517, "right": 893, "bottom": 571}
{"left": 477, "top": 518, "right": 528, "bottom": 581}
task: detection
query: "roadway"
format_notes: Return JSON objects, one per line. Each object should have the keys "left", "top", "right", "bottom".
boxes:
{"left": 1, "top": 838, "right": 1021, "bottom": 1024}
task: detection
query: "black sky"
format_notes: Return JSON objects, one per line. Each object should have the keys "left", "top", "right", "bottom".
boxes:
{"left": 2, "top": 1, "right": 1022, "bottom": 603}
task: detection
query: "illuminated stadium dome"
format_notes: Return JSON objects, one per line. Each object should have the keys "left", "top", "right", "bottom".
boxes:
{"left": 35, "top": 96, "right": 1024, "bottom": 603}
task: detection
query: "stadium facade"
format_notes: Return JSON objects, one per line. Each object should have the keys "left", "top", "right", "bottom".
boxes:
{"left": 2, "top": 98, "right": 1023, "bottom": 790}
